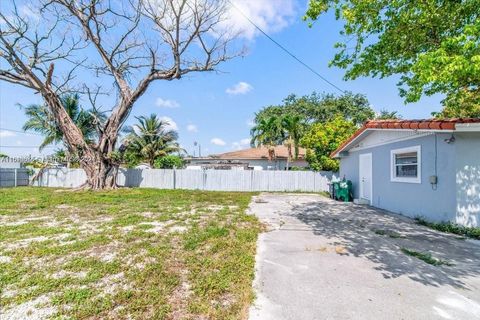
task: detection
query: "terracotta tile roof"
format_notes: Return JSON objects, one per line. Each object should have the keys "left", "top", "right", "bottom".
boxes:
{"left": 215, "top": 145, "right": 306, "bottom": 160}
{"left": 331, "top": 118, "right": 480, "bottom": 158}
{"left": 364, "top": 118, "right": 480, "bottom": 130}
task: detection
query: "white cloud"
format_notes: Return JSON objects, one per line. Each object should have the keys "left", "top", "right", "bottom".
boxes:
{"left": 0, "top": 130, "right": 16, "bottom": 138}
{"left": 1, "top": 5, "right": 40, "bottom": 25}
{"left": 226, "top": 82, "right": 253, "bottom": 95}
{"left": 186, "top": 124, "right": 198, "bottom": 132}
{"left": 246, "top": 119, "right": 255, "bottom": 127}
{"left": 225, "top": 0, "right": 297, "bottom": 40}
{"left": 159, "top": 116, "right": 178, "bottom": 131}
{"left": 156, "top": 98, "right": 180, "bottom": 108}
{"left": 211, "top": 138, "right": 226, "bottom": 146}
{"left": 232, "top": 138, "right": 251, "bottom": 150}
{"left": 240, "top": 138, "right": 250, "bottom": 145}
{"left": 20, "top": 5, "right": 40, "bottom": 21}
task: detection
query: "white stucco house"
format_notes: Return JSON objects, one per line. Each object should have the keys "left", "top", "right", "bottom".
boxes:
{"left": 186, "top": 145, "right": 308, "bottom": 171}
{"left": 332, "top": 118, "right": 480, "bottom": 227}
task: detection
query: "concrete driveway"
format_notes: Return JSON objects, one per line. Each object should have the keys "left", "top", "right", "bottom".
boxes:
{"left": 248, "top": 193, "right": 480, "bottom": 320}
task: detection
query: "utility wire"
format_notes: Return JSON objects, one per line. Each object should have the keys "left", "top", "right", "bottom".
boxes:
{"left": 228, "top": 0, "right": 345, "bottom": 94}
{"left": 0, "top": 127, "right": 44, "bottom": 136}
{"left": 0, "top": 127, "right": 176, "bottom": 138}
{"left": 0, "top": 145, "right": 55, "bottom": 148}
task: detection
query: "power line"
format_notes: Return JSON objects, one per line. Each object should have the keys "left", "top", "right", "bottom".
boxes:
{"left": 0, "top": 127, "right": 44, "bottom": 136}
{"left": 0, "top": 145, "right": 55, "bottom": 148}
{"left": 0, "top": 127, "right": 176, "bottom": 137}
{"left": 228, "top": 1, "right": 345, "bottom": 94}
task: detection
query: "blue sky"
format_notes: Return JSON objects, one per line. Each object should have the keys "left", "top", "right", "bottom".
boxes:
{"left": 0, "top": 0, "right": 443, "bottom": 157}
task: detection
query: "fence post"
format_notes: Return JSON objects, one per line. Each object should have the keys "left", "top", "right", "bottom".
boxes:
{"left": 202, "top": 169, "right": 206, "bottom": 190}
{"left": 14, "top": 168, "right": 17, "bottom": 187}
{"left": 250, "top": 170, "right": 254, "bottom": 192}
{"left": 173, "top": 167, "right": 176, "bottom": 190}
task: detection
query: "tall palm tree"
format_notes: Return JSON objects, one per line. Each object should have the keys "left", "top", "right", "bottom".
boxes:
{"left": 282, "top": 114, "right": 304, "bottom": 161}
{"left": 123, "top": 114, "right": 183, "bottom": 167}
{"left": 376, "top": 109, "right": 402, "bottom": 120}
{"left": 250, "top": 116, "right": 284, "bottom": 161}
{"left": 21, "top": 94, "right": 102, "bottom": 151}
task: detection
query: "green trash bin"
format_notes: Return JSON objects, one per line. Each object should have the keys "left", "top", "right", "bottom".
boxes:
{"left": 332, "top": 181, "right": 340, "bottom": 200}
{"left": 335, "top": 180, "right": 352, "bottom": 202}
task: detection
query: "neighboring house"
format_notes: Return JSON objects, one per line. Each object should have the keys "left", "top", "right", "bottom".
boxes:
{"left": 332, "top": 119, "right": 480, "bottom": 227}
{"left": 186, "top": 145, "right": 308, "bottom": 170}
{"left": 134, "top": 163, "right": 152, "bottom": 169}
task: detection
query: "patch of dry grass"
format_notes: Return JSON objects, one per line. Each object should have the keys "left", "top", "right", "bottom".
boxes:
{"left": 0, "top": 187, "right": 260, "bottom": 319}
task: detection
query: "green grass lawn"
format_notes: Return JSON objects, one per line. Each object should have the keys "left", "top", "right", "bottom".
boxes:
{"left": 0, "top": 187, "right": 261, "bottom": 320}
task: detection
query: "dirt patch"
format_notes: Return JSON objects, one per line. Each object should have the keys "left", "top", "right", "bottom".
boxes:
{"left": 139, "top": 211, "right": 157, "bottom": 218}
{"left": 55, "top": 204, "right": 73, "bottom": 210}
{"left": 169, "top": 225, "right": 188, "bottom": 233}
{"left": 2, "top": 295, "right": 56, "bottom": 320}
{"left": 50, "top": 270, "right": 88, "bottom": 280}
{"left": 96, "top": 272, "right": 129, "bottom": 295}
{"left": 5, "top": 236, "right": 50, "bottom": 250}
{"left": 86, "top": 242, "right": 120, "bottom": 263}
{"left": 0, "top": 255, "right": 12, "bottom": 263}
{"left": 140, "top": 221, "right": 168, "bottom": 233}
{"left": 3, "top": 221, "right": 28, "bottom": 227}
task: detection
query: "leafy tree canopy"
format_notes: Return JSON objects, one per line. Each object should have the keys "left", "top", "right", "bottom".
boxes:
{"left": 435, "top": 90, "right": 480, "bottom": 118}
{"left": 300, "top": 116, "right": 357, "bottom": 171}
{"left": 254, "top": 92, "right": 375, "bottom": 127}
{"left": 305, "top": 0, "right": 480, "bottom": 113}
{"left": 154, "top": 155, "right": 184, "bottom": 169}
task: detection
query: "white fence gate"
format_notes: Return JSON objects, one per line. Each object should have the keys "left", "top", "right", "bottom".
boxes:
{"left": 33, "top": 168, "right": 333, "bottom": 192}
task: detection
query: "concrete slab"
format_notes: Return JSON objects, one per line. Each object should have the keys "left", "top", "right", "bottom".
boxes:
{"left": 248, "top": 193, "right": 480, "bottom": 320}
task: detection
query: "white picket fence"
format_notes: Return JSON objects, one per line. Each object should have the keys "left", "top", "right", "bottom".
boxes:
{"left": 32, "top": 168, "right": 334, "bottom": 192}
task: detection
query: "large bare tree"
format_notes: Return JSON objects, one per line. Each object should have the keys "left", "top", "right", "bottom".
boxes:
{"left": 0, "top": 0, "right": 239, "bottom": 189}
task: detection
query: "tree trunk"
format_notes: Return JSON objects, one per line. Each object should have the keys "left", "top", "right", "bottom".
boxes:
{"left": 40, "top": 92, "right": 120, "bottom": 190}
{"left": 81, "top": 148, "right": 118, "bottom": 189}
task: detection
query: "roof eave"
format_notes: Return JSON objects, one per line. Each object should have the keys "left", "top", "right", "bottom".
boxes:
{"left": 455, "top": 123, "right": 480, "bottom": 132}
{"left": 331, "top": 128, "right": 369, "bottom": 158}
{"left": 330, "top": 127, "right": 458, "bottom": 158}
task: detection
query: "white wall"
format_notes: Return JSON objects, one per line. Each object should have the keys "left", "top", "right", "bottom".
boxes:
{"left": 341, "top": 133, "right": 458, "bottom": 224}
{"left": 187, "top": 158, "right": 308, "bottom": 170}
{"left": 0, "top": 161, "right": 21, "bottom": 169}
{"left": 455, "top": 132, "right": 480, "bottom": 227}
{"left": 33, "top": 168, "right": 333, "bottom": 192}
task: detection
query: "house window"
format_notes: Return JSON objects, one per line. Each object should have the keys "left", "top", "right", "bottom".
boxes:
{"left": 390, "top": 146, "right": 421, "bottom": 183}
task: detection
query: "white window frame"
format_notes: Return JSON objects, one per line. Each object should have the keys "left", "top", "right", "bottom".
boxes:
{"left": 390, "top": 145, "right": 421, "bottom": 184}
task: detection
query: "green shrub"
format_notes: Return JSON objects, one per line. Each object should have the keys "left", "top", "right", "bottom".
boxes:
{"left": 154, "top": 155, "right": 184, "bottom": 169}
{"left": 288, "top": 166, "right": 308, "bottom": 171}
{"left": 401, "top": 248, "right": 453, "bottom": 266}
{"left": 415, "top": 217, "right": 480, "bottom": 240}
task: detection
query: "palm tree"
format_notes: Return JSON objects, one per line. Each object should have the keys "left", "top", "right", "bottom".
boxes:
{"left": 282, "top": 114, "right": 304, "bottom": 161}
{"left": 250, "top": 116, "right": 284, "bottom": 161}
{"left": 123, "top": 114, "right": 183, "bottom": 167}
{"left": 21, "top": 94, "right": 102, "bottom": 151}
{"left": 376, "top": 109, "right": 402, "bottom": 120}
